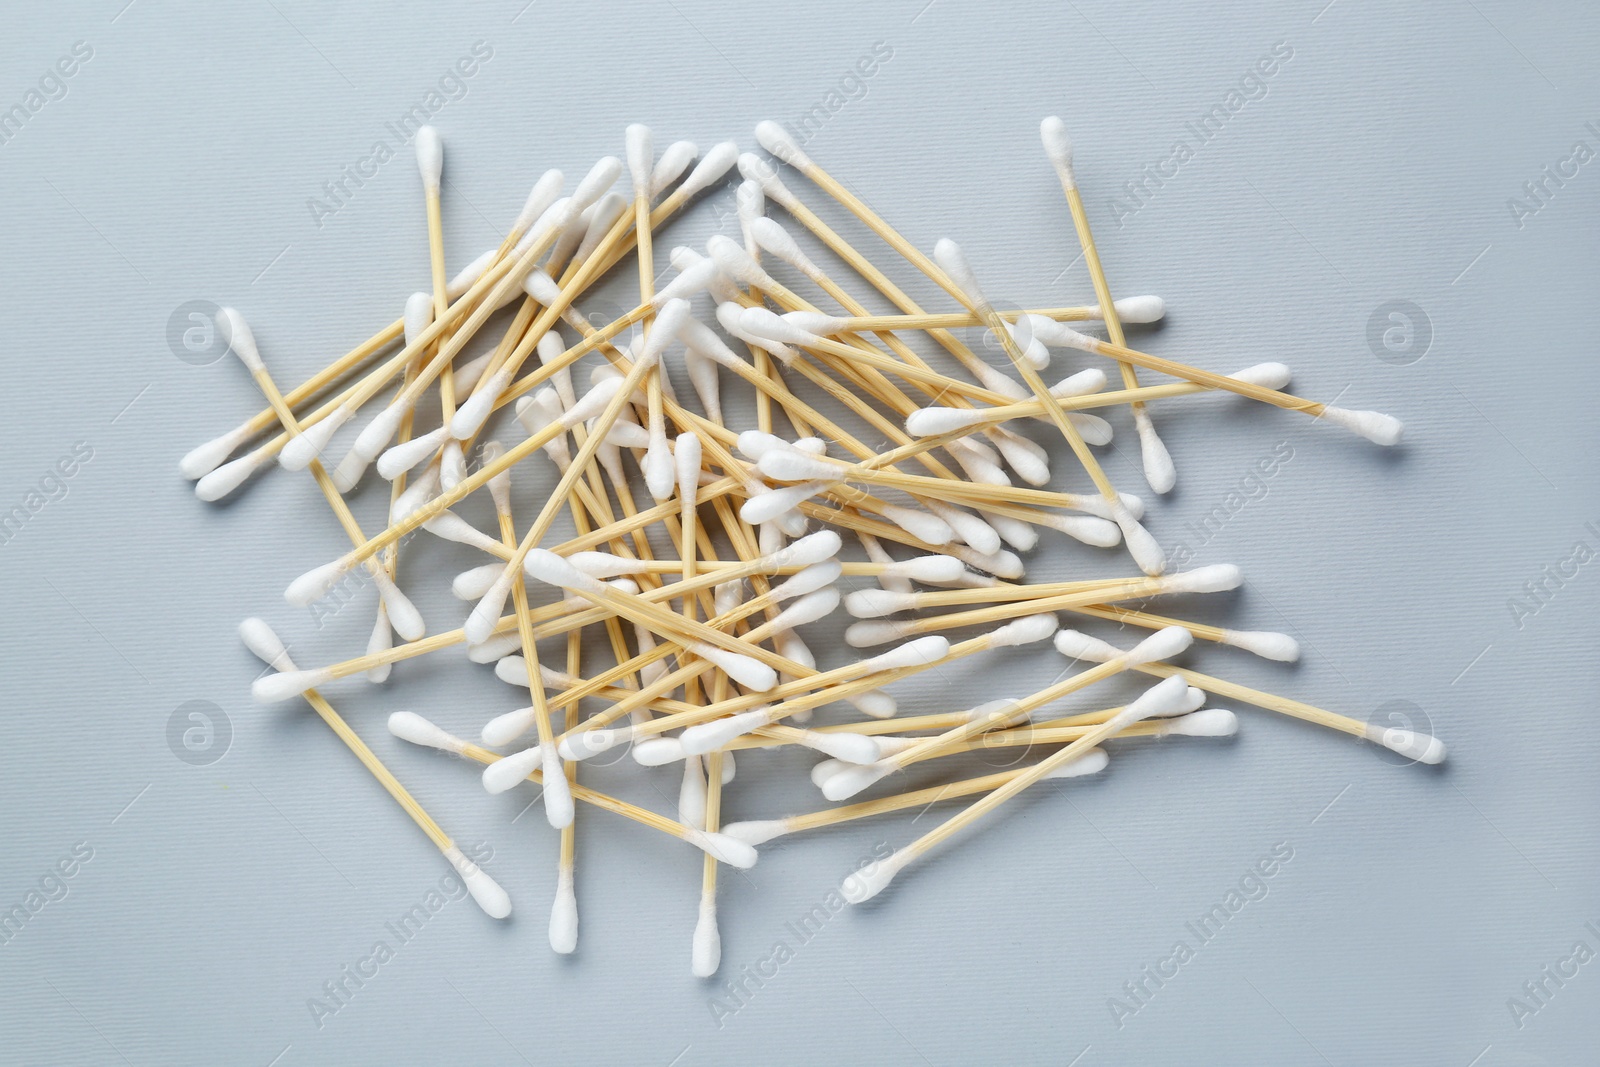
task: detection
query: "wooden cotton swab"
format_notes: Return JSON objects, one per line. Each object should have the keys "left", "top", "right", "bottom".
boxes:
{"left": 844, "top": 674, "right": 1195, "bottom": 903}
{"left": 238, "top": 619, "right": 511, "bottom": 918}
{"left": 1040, "top": 116, "right": 1174, "bottom": 495}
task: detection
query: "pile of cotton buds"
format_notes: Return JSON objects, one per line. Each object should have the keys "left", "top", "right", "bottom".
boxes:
{"left": 187, "top": 119, "right": 1441, "bottom": 976}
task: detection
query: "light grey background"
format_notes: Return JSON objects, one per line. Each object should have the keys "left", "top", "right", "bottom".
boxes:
{"left": 3, "top": 1, "right": 1598, "bottom": 1064}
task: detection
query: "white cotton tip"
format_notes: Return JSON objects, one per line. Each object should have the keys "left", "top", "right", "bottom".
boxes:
{"left": 842, "top": 849, "right": 911, "bottom": 905}
{"left": 563, "top": 552, "right": 643, "bottom": 579}
{"left": 638, "top": 298, "right": 691, "bottom": 369}
{"left": 389, "top": 463, "right": 440, "bottom": 523}
{"left": 1039, "top": 511, "right": 1123, "bottom": 548}
{"left": 464, "top": 571, "right": 516, "bottom": 646}
{"left": 388, "top": 711, "right": 467, "bottom": 754}
{"left": 769, "top": 587, "right": 841, "bottom": 630}
{"left": 450, "top": 368, "right": 510, "bottom": 440}
{"left": 1039, "top": 116, "right": 1076, "bottom": 188}
{"left": 1065, "top": 412, "right": 1113, "bottom": 446}
{"left": 979, "top": 509, "right": 1037, "bottom": 552}
{"left": 558, "top": 727, "right": 630, "bottom": 762}
{"left": 180, "top": 425, "right": 250, "bottom": 480}
{"left": 422, "top": 510, "right": 500, "bottom": 553}
{"left": 654, "top": 257, "right": 721, "bottom": 308}
{"left": 480, "top": 705, "right": 538, "bottom": 749}
{"left": 1134, "top": 410, "right": 1177, "bottom": 495}
{"left": 238, "top": 617, "right": 294, "bottom": 673}
{"left": 904, "top": 406, "right": 990, "bottom": 437}
{"left": 883, "top": 556, "right": 966, "bottom": 583}
{"left": 651, "top": 140, "right": 698, "bottom": 197}
{"left": 632, "top": 736, "right": 686, "bottom": 767}
{"left": 740, "top": 481, "right": 826, "bottom": 526}
{"left": 1112, "top": 504, "right": 1166, "bottom": 576}
{"left": 371, "top": 571, "right": 425, "bottom": 642}
{"left": 749, "top": 217, "right": 817, "bottom": 275}
{"left": 777, "top": 631, "right": 816, "bottom": 678}
{"left": 444, "top": 844, "right": 511, "bottom": 920}
{"left": 1230, "top": 362, "right": 1293, "bottom": 389}
{"left": 965, "top": 548, "right": 1025, "bottom": 579}
{"left": 843, "top": 619, "right": 914, "bottom": 648}
{"left": 844, "top": 588, "right": 916, "bottom": 619}
{"left": 754, "top": 119, "right": 814, "bottom": 170}
{"left": 706, "top": 234, "right": 780, "bottom": 291}
{"left": 414, "top": 126, "right": 443, "bottom": 192}
{"left": 737, "top": 303, "right": 819, "bottom": 347}
{"left": 1006, "top": 320, "right": 1051, "bottom": 368}
{"left": 682, "top": 346, "right": 722, "bottom": 423}
{"left": 560, "top": 376, "right": 627, "bottom": 431}
{"left": 1054, "top": 629, "right": 1121, "bottom": 663}
{"left": 214, "top": 307, "right": 263, "bottom": 372}
{"left": 522, "top": 267, "right": 562, "bottom": 307}
{"left": 685, "top": 828, "right": 759, "bottom": 870}
{"left": 878, "top": 504, "right": 955, "bottom": 547}
{"left": 492, "top": 656, "right": 530, "bottom": 687}
{"left": 842, "top": 689, "right": 894, "bottom": 718}
{"left": 284, "top": 558, "right": 350, "bottom": 606}
{"left": 1047, "top": 748, "right": 1109, "bottom": 779}
{"left": 571, "top": 156, "right": 624, "bottom": 216}
{"left": 549, "top": 867, "right": 578, "bottom": 953}
{"left": 946, "top": 439, "right": 1012, "bottom": 487}
{"left": 674, "top": 141, "right": 738, "bottom": 200}
{"left": 643, "top": 434, "right": 675, "bottom": 503}
{"left": 986, "top": 613, "right": 1060, "bottom": 649}
{"left": 737, "top": 151, "right": 797, "bottom": 205}
{"left": 681, "top": 709, "right": 773, "bottom": 756}
{"left": 1110, "top": 295, "right": 1165, "bottom": 323}
{"left": 1180, "top": 687, "right": 1207, "bottom": 714}
{"left": 575, "top": 192, "right": 629, "bottom": 265}
{"left": 482, "top": 745, "right": 543, "bottom": 795}
{"left": 810, "top": 758, "right": 847, "bottom": 789}
{"left": 1051, "top": 367, "right": 1109, "bottom": 398}
{"left": 279, "top": 404, "right": 353, "bottom": 470}
{"left": 713, "top": 581, "right": 744, "bottom": 618}
{"left": 512, "top": 169, "right": 566, "bottom": 233}
{"left": 821, "top": 760, "right": 893, "bottom": 802}
{"left": 735, "top": 430, "right": 797, "bottom": 461}
{"left": 736, "top": 180, "right": 765, "bottom": 249}
{"left": 679, "top": 756, "right": 708, "bottom": 829}
{"left": 446, "top": 248, "right": 497, "bottom": 300}
{"left": 624, "top": 123, "right": 654, "bottom": 191}
{"left": 860, "top": 636, "right": 951, "bottom": 672}
{"left": 1364, "top": 722, "right": 1447, "bottom": 765}
{"left": 600, "top": 413, "right": 650, "bottom": 450}
{"left": 1122, "top": 675, "right": 1195, "bottom": 725}
{"left": 1126, "top": 626, "right": 1194, "bottom": 666}
{"left": 351, "top": 402, "right": 408, "bottom": 463}
{"left": 521, "top": 549, "right": 605, "bottom": 594}
{"left": 366, "top": 607, "right": 393, "bottom": 683}
{"left": 713, "top": 302, "right": 795, "bottom": 363}
{"left": 801, "top": 730, "right": 884, "bottom": 765}
{"left": 439, "top": 439, "right": 468, "bottom": 492}
{"left": 771, "top": 560, "right": 842, "bottom": 601}
{"left": 931, "top": 238, "right": 987, "bottom": 309}
{"left": 1159, "top": 563, "right": 1243, "bottom": 594}
{"left": 479, "top": 440, "right": 511, "bottom": 514}
{"left": 755, "top": 449, "right": 839, "bottom": 484}
{"left": 1318, "top": 406, "right": 1405, "bottom": 446}
{"left": 688, "top": 643, "right": 778, "bottom": 691}
{"left": 765, "top": 529, "right": 842, "bottom": 570}
{"left": 988, "top": 431, "right": 1052, "bottom": 487}
{"left": 675, "top": 431, "right": 702, "bottom": 500}
{"left": 195, "top": 448, "right": 272, "bottom": 501}
{"left": 1163, "top": 709, "right": 1239, "bottom": 738}
{"left": 1220, "top": 629, "right": 1301, "bottom": 662}
{"left": 466, "top": 629, "right": 522, "bottom": 664}
{"left": 690, "top": 896, "right": 720, "bottom": 978}
{"left": 720, "top": 819, "right": 790, "bottom": 847}
{"left": 376, "top": 426, "right": 447, "bottom": 480}
{"left": 251, "top": 667, "right": 333, "bottom": 704}
{"left": 541, "top": 750, "right": 574, "bottom": 828}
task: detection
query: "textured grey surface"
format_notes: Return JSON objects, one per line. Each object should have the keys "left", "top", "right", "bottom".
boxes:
{"left": 2, "top": 1, "right": 1598, "bottom": 1064}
